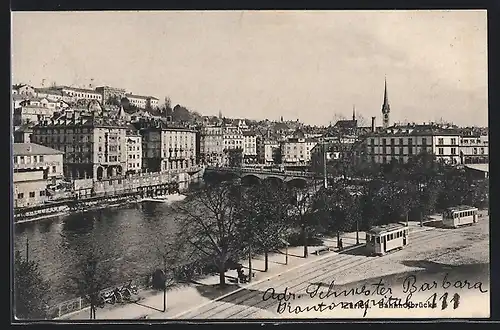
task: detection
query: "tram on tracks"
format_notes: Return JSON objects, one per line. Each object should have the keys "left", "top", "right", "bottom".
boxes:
{"left": 366, "top": 223, "right": 409, "bottom": 256}
{"left": 442, "top": 205, "right": 478, "bottom": 228}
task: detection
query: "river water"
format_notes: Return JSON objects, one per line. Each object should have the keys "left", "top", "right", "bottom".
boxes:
{"left": 13, "top": 201, "right": 183, "bottom": 305}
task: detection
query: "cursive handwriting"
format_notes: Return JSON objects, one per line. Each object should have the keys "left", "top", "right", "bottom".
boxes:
{"left": 402, "top": 273, "right": 488, "bottom": 301}
{"left": 305, "top": 279, "right": 392, "bottom": 300}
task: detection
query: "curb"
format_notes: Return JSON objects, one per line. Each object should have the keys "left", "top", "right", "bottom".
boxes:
{"left": 170, "top": 243, "right": 364, "bottom": 319}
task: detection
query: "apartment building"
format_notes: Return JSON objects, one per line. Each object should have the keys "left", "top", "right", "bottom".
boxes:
{"left": 31, "top": 109, "right": 129, "bottom": 180}
{"left": 135, "top": 120, "right": 197, "bottom": 172}
{"left": 13, "top": 143, "right": 64, "bottom": 208}
{"left": 199, "top": 124, "right": 224, "bottom": 165}
{"left": 125, "top": 94, "right": 160, "bottom": 109}
{"left": 460, "top": 132, "right": 488, "bottom": 164}
{"left": 281, "top": 137, "right": 318, "bottom": 165}
{"left": 125, "top": 127, "right": 143, "bottom": 174}
{"left": 242, "top": 130, "right": 258, "bottom": 163}
{"left": 364, "top": 124, "right": 462, "bottom": 165}
{"left": 53, "top": 86, "right": 103, "bottom": 103}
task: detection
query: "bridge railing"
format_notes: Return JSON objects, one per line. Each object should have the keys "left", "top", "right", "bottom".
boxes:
{"left": 205, "top": 166, "right": 345, "bottom": 180}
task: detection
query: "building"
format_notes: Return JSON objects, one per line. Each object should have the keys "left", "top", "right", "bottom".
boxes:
{"left": 459, "top": 132, "right": 488, "bottom": 164}
{"left": 257, "top": 139, "right": 280, "bottom": 164}
{"left": 223, "top": 125, "right": 243, "bottom": 151}
{"left": 281, "top": 136, "right": 317, "bottom": 165}
{"left": 12, "top": 84, "right": 36, "bottom": 97}
{"left": 13, "top": 124, "right": 34, "bottom": 143}
{"left": 135, "top": 119, "right": 197, "bottom": 172}
{"left": 35, "top": 88, "right": 73, "bottom": 103}
{"left": 125, "top": 126, "right": 142, "bottom": 174}
{"left": 31, "top": 109, "right": 129, "bottom": 180}
{"left": 125, "top": 94, "right": 160, "bottom": 109}
{"left": 13, "top": 98, "right": 59, "bottom": 126}
{"left": 52, "top": 86, "right": 103, "bottom": 103}
{"left": 199, "top": 123, "right": 224, "bottom": 165}
{"left": 13, "top": 143, "right": 64, "bottom": 208}
{"left": 242, "top": 130, "right": 258, "bottom": 163}
{"left": 364, "top": 123, "right": 462, "bottom": 165}
{"left": 95, "top": 86, "right": 127, "bottom": 105}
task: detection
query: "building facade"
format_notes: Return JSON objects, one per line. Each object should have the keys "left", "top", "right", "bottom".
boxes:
{"left": 199, "top": 124, "right": 224, "bottom": 165}
{"left": 13, "top": 143, "right": 64, "bottom": 208}
{"left": 125, "top": 94, "right": 160, "bottom": 109}
{"left": 460, "top": 133, "right": 488, "bottom": 164}
{"left": 242, "top": 131, "right": 258, "bottom": 163}
{"left": 125, "top": 127, "right": 143, "bottom": 174}
{"left": 364, "top": 124, "right": 462, "bottom": 165}
{"left": 281, "top": 137, "right": 317, "bottom": 165}
{"left": 95, "top": 86, "right": 127, "bottom": 105}
{"left": 31, "top": 109, "right": 129, "bottom": 180}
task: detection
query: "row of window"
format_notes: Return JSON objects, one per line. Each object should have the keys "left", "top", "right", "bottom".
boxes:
{"left": 445, "top": 210, "right": 476, "bottom": 219}
{"left": 17, "top": 190, "right": 46, "bottom": 199}
{"left": 14, "top": 155, "right": 46, "bottom": 164}
{"left": 367, "top": 230, "right": 407, "bottom": 244}
{"left": 65, "top": 91, "right": 102, "bottom": 99}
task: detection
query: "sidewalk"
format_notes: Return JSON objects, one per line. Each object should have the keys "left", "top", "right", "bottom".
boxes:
{"left": 60, "top": 224, "right": 433, "bottom": 320}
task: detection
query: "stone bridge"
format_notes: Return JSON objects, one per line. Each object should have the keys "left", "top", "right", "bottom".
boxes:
{"left": 204, "top": 166, "right": 334, "bottom": 187}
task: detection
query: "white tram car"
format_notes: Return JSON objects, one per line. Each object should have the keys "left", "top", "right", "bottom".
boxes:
{"left": 366, "top": 223, "right": 409, "bottom": 256}
{"left": 442, "top": 205, "right": 478, "bottom": 228}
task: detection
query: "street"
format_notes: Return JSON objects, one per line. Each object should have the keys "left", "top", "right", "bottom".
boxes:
{"left": 169, "top": 218, "right": 489, "bottom": 319}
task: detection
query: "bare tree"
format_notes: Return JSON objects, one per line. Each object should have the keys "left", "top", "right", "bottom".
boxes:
{"left": 287, "top": 182, "right": 322, "bottom": 258}
{"left": 70, "top": 247, "right": 111, "bottom": 319}
{"left": 174, "top": 182, "right": 243, "bottom": 286}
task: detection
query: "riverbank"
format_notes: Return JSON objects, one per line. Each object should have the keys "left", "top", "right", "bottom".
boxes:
{"left": 14, "top": 193, "right": 187, "bottom": 225}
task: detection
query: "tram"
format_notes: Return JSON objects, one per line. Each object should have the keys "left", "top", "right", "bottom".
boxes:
{"left": 442, "top": 205, "right": 478, "bottom": 228}
{"left": 366, "top": 223, "right": 409, "bottom": 256}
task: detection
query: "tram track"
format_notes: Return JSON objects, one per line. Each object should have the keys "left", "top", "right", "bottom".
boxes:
{"left": 181, "top": 228, "right": 457, "bottom": 319}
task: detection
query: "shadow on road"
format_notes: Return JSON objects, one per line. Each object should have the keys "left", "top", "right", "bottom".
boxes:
{"left": 133, "top": 301, "right": 164, "bottom": 313}
{"left": 423, "top": 220, "right": 446, "bottom": 229}
{"left": 338, "top": 244, "right": 369, "bottom": 256}
{"left": 194, "top": 283, "right": 270, "bottom": 310}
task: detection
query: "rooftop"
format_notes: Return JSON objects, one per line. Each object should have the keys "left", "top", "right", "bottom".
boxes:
{"left": 445, "top": 205, "right": 478, "bottom": 212}
{"left": 13, "top": 143, "right": 64, "bottom": 156}
{"left": 367, "top": 223, "right": 407, "bottom": 235}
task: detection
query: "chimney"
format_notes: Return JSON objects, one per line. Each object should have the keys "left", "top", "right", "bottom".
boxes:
{"left": 371, "top": 117, "right": 376, "bottom": 132}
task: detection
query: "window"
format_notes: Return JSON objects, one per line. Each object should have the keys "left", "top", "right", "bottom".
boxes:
{"left": 52, "top": 166, "right": 56, "bottom": 173}
{"left": 399, "top": 138, "right": 403, "bottom": 145}
{"left": 438, "top": 138, "right": 444, "bottom": 145}
{"left": 438, "top": 148, "right": 444, "bottom": 155}
{"left": 382, "top": 138, "right": 386, "bottom": 145}
{"left": 40, "top": 190, "right": 45, "bottom": 196}
{"left": 40, "top": 155, "right": 44, "bottom": 162}
{"left": 451, "top": 148, "right": 456, "bottom": 155}
{"left": 26, "top": 156, "right": 31, "bottom": 164}
{"left": 408, "top": 138, "right": 413, "bottom": 145}
{"left": 473, "top": 148, "right": 478, "bottom": 155}
{"left": 376, "top": 237, "right": 380, "bottom": 243}
{"left": 451, "top": 138, "right": 456, "bottom": 145}
{"left": 14, "top": 157, "right": 17, "bottom": 164}
{"left": 481, "top": 148, "right": 485, "bottom": 154}
{"left": 17, "top": 193, "right": 24, "bottom": 199}
{"left": 390, "top": 138, "right": 395, "bottom": 145}
{"left": 422, "top": 138, "right": 427, "bottom": 145}
{"left": 29, "top": 192, "right": 35, "bottom": 198}
{"left": 109, "top": 180, "right": 113, "bottom": 186}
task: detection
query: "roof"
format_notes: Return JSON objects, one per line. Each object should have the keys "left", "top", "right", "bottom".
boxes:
{"left": 35, "top": 88, "right": 64, "bottom": 96}
{"left": 14, "top": 123, "right": 35, "bottom": 133}
{"left": 335, "top": 119, "right": 357, "bottom": 128}
{"left": 125, "top": 94, "right": 157, "bottom": 100}
{"left": 367, "top": 223, "right": 407, "bottom": 235}
{"left": 58, "top": 86, "right": 100, "bottom": 94}
{"left": 445, "top": 205, "right": 478, "bottom": 212}
{"left": 13, "top": 143, "right": 63, "bottom": 156}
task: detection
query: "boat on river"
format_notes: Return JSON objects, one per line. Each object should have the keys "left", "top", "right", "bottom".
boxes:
{"left": 138, "top": 193, "right": 186, "bottom": 204}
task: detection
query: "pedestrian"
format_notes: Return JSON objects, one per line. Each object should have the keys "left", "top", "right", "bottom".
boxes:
{"left": 339, "top": 238, "right": 343, "bottom": 251}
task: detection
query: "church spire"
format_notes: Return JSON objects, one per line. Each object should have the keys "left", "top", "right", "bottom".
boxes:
{"left": 382, "top": 76, "right": 390, "bottom": 128}
{"left": 352, "top": 105, "right": 356, "bottom": 121}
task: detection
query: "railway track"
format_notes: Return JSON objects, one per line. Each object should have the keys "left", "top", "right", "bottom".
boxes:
{"left": 179, "top": 228, "right": 461, "bottom": 319}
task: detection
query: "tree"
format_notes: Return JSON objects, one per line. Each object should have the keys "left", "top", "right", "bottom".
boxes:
{"left": 287, "top": 182, "right": 322, "bottom": 258}
{"left": 272, "top": 146, "right": 283, "bottom": 165}
{"left": 70, "top": 248, "right": 111, "bottom": 319}
{"left": 149, "top": 230, "right": 190, "bottom": 312}
{"left": 225, "top": 148, "right": 243, "bottom": 167}
{"left": 14, "top": 251, "right": 51, "bottom": 320}
{"left": 238, "top": 182, "right": 292, "bottom": 273}
{"left": 316, "top": 185, "right": 356, "bottom": 247}
{"left": 174, "top": 182, "right": 243, "bottom": 286}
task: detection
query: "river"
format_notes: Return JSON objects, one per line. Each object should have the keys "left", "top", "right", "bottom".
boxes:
{"left": 13, "top": 201, "right": 183, "bottom": 306}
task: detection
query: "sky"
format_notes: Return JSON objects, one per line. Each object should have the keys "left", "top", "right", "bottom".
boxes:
{"left": 11, "top": 10, "right": 488, "bottom": 127}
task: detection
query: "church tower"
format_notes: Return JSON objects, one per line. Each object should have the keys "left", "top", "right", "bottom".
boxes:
{"left": 381, "top": 77, "right": 390, "bottom": 128}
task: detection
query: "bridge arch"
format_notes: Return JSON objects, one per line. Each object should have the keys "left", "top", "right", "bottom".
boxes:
{"left": 285, "top": 178, "right": 308, "bottom": 189}
{"left": 240, "top": 174, "right": 262, "bottom": 186}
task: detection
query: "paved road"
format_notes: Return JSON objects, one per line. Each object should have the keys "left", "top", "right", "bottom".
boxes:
{"left": 174, "top": 220, "right": 488, "bottom": 319}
